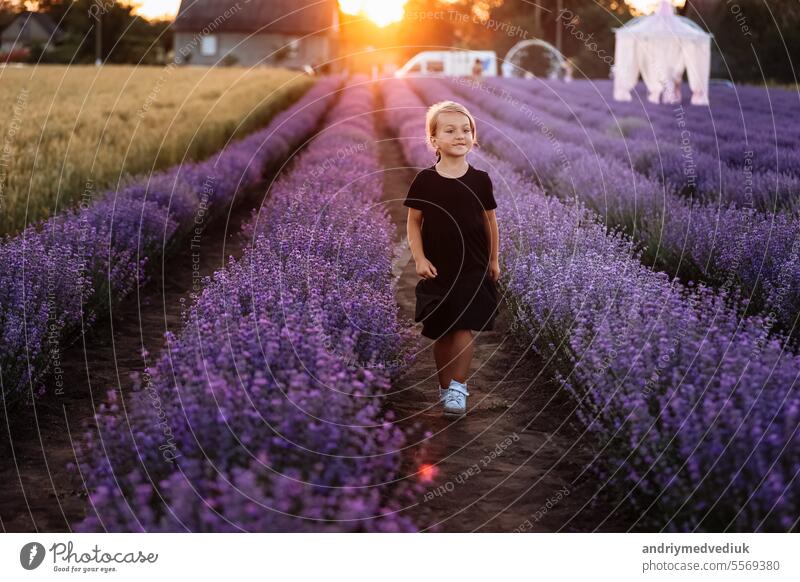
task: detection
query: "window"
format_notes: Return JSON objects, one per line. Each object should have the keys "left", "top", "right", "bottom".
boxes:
{"left": 425, "top": 60, "right": 444, "bottom": 73}
{"left": 408, "top": 63, "right": 421, "bottom": 73}
{"left": 200, "top": 34, "right": 218, "bottom": 56}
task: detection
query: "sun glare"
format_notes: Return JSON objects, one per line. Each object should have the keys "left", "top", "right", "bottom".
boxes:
{"left": 339, "top": 0, "right": 408, "bottom": 27}
{"left": 417, "top": 463, "right": 438, "bottom": 483}
{"left": 32, "top": 0, "right": 687, "bottom": 23}
{"left": 125, "top": 0, "right": 182, "bottom": 21}
{"left": 625, "top": 0, "right": 686, "bottom": 15}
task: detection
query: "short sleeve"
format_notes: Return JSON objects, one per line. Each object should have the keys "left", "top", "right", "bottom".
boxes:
{"left": 480, "top": 172, "right": 497, "bottom": 210}
{"left": 403, "top": 172, "right": 427, "bottom": 210}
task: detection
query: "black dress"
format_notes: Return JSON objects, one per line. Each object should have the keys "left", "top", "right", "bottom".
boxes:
{"left": 403, "top": 163, "right": 500, "bottom": 340}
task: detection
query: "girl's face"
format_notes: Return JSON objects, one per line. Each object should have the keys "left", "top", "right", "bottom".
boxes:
{"left": 431, "top": 111, "right": 474, "bottom": 159}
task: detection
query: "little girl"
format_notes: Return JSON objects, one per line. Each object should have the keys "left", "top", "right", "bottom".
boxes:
{"left": 403, "top": 101, "right": 500, "bottom": 418}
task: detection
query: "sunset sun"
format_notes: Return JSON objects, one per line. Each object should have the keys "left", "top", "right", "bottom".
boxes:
{"left": 126, "top": 0, "right": 182, "bottom": 21}
{"left": 339, "top": 0, "right": 408, "bottom": 27}
{"left": 124, "top": 0, "right": 688, "bottom": 23}
{"left": 625, "top": 0, "right": 686, "bottom": 14}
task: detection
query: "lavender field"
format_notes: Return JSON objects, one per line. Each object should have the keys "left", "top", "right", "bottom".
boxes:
{"left": 386, "top": 76, "right": 799, "bottom": 531}
{"left": 1, "top": 73, "right": 798, "bottom": 533}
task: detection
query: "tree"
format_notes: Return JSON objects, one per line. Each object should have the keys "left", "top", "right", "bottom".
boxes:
{"left": 488, "top": 0, "right": 634, "bottom": 78}
{"left": 396, "top": 0, "right": 461, "bottom": 54}
{"left": 0, "top": 0, "right": 22, "bottom": 29}
{"left": 29, "top": 0, "right": 172, "bottom": 64}
{"left": 702, "top": 0, "right": 800, "bottom": 84}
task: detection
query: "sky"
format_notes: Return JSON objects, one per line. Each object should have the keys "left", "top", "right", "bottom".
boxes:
{"left": 128, "top": 1, "right": 687, "bottom": 24}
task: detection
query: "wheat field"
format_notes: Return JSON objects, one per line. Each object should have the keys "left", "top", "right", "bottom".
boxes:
{"left": 0, "top": 65, "right": 312, "bottom": 235}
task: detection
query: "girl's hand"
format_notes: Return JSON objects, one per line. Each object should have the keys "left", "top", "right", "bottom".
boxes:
{"left": 489, "top": 259, "right": 500, "bottom": 283}
{"left": 416, "top": 258, "right": 438, "bottom": 280}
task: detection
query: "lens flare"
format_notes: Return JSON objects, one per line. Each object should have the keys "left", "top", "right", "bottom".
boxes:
{"left": 339, "top": 0, "right": 408, "bottom": 27}
{"left": 418, "top": 463, "right": 438, "bottom": 482}
{"left": 625, "top": 0, "right": 685, "bottom": 15}
{"left": 124, "top": 1, "right": 182, "bottom": 20}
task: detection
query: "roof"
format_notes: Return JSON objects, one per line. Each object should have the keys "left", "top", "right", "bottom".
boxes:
{"left": 172, "top": 0, "right": 338, "bottom": 35}
{"left": 1, "top": 10, "right": 62, "bottom": 39}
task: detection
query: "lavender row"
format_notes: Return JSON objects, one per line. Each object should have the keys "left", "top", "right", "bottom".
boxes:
{"left": 417, "top": 76, "right": 800, "bottom": 340}
{"left": 501, "top": 175, "right": 800, "bottom": 532}
{"left": 543, "top": 78, "right": 800, "bottom": 170}
{"left": 491, "top": 78, "right": 800, "bottom": 212}
{"left": 503, "top": 78, "right": 799, "bottom": 162}
{"left": 73, "top": 76, "right": 419, "bottom": 532}
{"left": 477, "top": 77, "right": 799, "bottom": 212}
{"left": 381, "top": 76, "right": 800, "bottom": 531}
{"left": 0, "top": 75, "right": 343, "bottom": 407}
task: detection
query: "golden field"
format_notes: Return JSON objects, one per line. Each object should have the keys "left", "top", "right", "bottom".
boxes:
{"left": 0, "top": 65, "right": 312, "bottom": 235}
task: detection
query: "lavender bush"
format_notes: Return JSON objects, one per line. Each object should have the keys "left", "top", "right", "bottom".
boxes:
{"left": 380, "top": 76, "right": 800, "bottom": 532}
{"left": 73, "top": 76, "right": 419, "bottom": 532}
{"left": 415, "top": 76, "right": 800, "bottom": 339}
{"left": 0, "top": 76, "right": 344, "bottom": 407}
{"left": 493, "top": 77, "right": 800, "bottom": 211}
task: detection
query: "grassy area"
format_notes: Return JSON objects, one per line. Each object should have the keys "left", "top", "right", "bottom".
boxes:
{"left": 0, "top": 65, "right": 312, "bottom": 235}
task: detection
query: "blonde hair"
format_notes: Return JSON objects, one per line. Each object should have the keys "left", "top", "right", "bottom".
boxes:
{"left": 425, "top": 101, "right": 479, "bottom": 162}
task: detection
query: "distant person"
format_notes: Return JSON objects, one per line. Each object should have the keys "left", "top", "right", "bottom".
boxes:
{"left": 671, "top": 75, "right": 683, "bottom": 103}
{"left": 471, "top": 58, "right": 483, "bottom": 79}
{"left": 661, "top": 73, "right": 682, "bottom": 104}
{"left": 562, "top": 59, "right": 574, "bottom": 83}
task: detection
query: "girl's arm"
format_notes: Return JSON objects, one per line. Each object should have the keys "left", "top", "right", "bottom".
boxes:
{"left": 484, "top": 209, "right": 499, "bottom": 262}
{"left": 484, "top": 209, "right": 500, "bottom": 282}
{"left": 407, "top": 208, "right": 437, "bottom": 279}
{"left": 407, "top": 208, "right": 426, "bottom": 263}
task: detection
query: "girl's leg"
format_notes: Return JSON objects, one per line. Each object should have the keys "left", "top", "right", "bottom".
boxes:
{"left": 433, "top": 333, "right": 454, "bottom": 390}
{"left": 448, "top": 329, "right": 475, "bottom": 384}
{"left": 433, "top": 329, "right": 475, "bottom": 388}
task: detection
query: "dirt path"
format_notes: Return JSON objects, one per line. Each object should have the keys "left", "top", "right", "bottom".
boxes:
{"left": 374, "top": 101, "right": 633, "bottom": 533}
{"left": 0, "top": 174, "right": 279, "bottom": 532}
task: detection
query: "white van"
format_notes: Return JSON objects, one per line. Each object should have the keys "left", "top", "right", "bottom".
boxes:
{"left": 394, "top": 50, "right": 498, "bottom": 77}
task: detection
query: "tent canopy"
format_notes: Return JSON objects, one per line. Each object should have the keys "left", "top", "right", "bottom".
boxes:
{"left": 612, "top": 0, "right": 712, "bottom": 105}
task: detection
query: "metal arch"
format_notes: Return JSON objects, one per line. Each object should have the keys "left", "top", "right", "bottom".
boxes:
{"left": 501, "top": 38, "right": 566, "bottom": 78}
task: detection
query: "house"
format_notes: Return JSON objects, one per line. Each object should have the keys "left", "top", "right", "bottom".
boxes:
{"left": 171, "top": 0, "right": 339, "bottom": 69}
{"left": 0, "top": 10, "right": 63, "bottom": 54}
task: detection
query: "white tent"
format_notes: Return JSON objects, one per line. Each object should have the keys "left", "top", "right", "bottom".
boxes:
{"left": 612, "top": 0, "right": 712, "bottom": 105}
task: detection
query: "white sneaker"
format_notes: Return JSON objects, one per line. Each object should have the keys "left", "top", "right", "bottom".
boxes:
{"left": 439, "top": 380, "right": 469, "bottom": 418}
